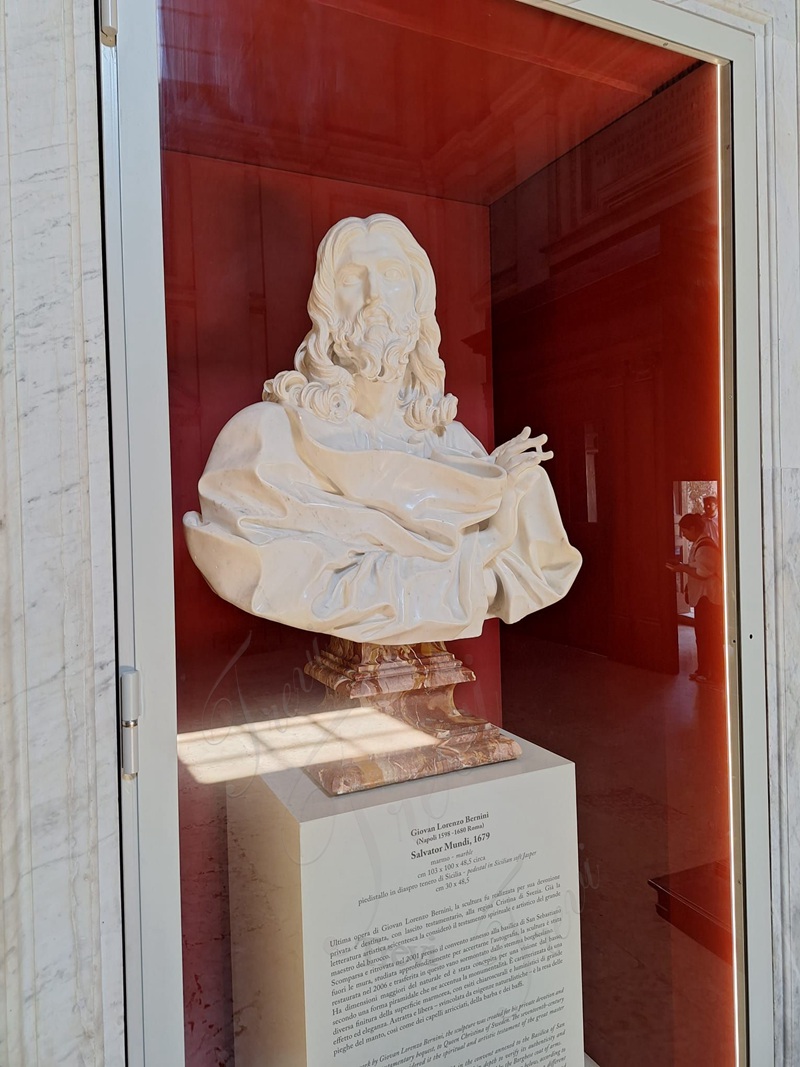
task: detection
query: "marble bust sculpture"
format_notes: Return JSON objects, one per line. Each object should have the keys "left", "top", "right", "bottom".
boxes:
{"left": 184, "top": 213, "right": 581, "bottom": 644}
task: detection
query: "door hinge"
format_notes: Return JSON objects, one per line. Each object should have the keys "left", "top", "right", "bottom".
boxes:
{"left": 120, "top": 667, "right": 142, "bottom": 779}
{"left": 100, "top": 0, "right": 118, "bottom": 46}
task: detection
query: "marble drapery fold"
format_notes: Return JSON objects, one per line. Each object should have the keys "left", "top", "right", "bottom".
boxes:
{"left": 184, "top": 401, "right": 581, "bottom": 643}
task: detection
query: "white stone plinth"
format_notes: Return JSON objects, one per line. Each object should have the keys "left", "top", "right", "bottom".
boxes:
{"left": 227, "top": 735, "right": 583, "bottom": 1067}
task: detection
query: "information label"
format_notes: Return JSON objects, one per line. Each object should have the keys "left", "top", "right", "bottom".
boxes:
{"left": 302, "top": 762, "right": 583, "bottom": 1066}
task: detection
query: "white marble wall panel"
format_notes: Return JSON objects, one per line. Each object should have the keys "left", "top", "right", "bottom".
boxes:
{"left": 0, "top": 0, "right": 123, "bottom": 1064}
{"left": 762, "top": 6, "right": 800, "bottom": 1045}
{"left": 767, "top": 465, "right": 800, "bottom": 1061}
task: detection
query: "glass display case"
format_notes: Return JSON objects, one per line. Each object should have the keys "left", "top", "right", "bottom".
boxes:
{"left": 156, "top": 1, "right": 734, "bottom": 1062}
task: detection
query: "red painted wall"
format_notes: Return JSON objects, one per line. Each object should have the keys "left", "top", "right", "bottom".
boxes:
{"left": 492, "top": 65, "right": 721, "bottom": 674}
{"left": 157, "top": 2, "right": 722, "bottom": 1063}
{"left": 163, "top": 151, "right": 501, "bottom": 727}
{"left": 162, "top": 152, "right": 501, "bottom": 1064}
{"left": 493, "top": 65, "right": 733, "bottom": 1067}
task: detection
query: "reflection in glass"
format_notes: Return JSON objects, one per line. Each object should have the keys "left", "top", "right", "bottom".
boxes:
{"left": 494, "top": 63, "right": 733, "bottom": 1066}
{"left": 158, "top": 1, "right": 733, "bottom": 1063}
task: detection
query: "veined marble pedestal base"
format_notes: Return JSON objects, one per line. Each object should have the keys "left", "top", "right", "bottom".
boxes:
{"left": 304, "top": 639, "right": 521, "bottom": 794}
{"left": 227, "top": 737, "right": 584, "bottom": 1067}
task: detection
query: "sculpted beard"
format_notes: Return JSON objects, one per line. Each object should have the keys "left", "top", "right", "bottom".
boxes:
{"left": 332, "top": 304, "right": 420, "bottom": 381}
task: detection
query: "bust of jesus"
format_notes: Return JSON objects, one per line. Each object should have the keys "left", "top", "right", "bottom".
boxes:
{"left": 184, "top": 213, "right": 581, "bottom": 643}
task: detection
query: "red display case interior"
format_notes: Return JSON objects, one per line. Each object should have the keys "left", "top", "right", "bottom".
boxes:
{"left": 159, "top": 1, "right": 732, "bottom": 1063}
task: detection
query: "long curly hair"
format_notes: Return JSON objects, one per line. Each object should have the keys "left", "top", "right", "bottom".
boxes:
{"left": 263, "top": 214, "right": 457, "bottom": 432}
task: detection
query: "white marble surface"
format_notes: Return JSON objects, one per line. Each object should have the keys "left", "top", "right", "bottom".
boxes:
{"left": 767, "top": 466, "right": 800, "bottom": 1061}
{"left": 186, "top": 215, "right": 580, "bottom": 643}
{"left": 0, "top": 0, "right": 124, "bottom": 1064}
{"left": 753, "top": 5, "right": 800, "bottom": 1060}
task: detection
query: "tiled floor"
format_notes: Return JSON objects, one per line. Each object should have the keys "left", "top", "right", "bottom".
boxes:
{"left": 502, "top": 624, "right": 735, "bottom": 1067}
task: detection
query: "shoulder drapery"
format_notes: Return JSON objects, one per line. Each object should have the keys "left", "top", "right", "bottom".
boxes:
{"left": 184, "top": 403, "right": 581, "bottom": 643}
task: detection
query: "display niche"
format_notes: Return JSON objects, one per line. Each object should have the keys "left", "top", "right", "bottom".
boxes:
{"left": 158, "top": 1, "right": 733, "bottom": 1064}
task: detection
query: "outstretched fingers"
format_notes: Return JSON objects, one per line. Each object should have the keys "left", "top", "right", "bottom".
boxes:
{"left": 505, "top": 448, "right": 553, "bottom": 472}
{"left": 492, "top": 428, "right": 553, "bottom": 468}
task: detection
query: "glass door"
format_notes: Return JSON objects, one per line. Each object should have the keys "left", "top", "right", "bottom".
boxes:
{"left": 105, "top": 1, "right": 773, "bottom": 1063}
{"left": 156, "top": 4, "right": 736, "bottom": 1063}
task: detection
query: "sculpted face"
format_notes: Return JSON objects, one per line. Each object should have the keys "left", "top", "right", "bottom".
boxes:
{"left": 331, "top": 230, "right": 419, "bottom": 382}
{"left": 333, "top": 231, "right": 416, "bottom": 322}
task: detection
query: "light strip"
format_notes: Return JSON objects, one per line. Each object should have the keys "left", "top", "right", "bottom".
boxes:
{"left": 177, "top": 705, "right": 439, "bottom": 784}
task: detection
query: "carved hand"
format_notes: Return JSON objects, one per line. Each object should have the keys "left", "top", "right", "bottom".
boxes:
{"left": 490, "top": 427, "right": 553, "bottom": 472}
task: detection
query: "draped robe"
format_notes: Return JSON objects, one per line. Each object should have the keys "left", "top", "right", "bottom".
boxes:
{"left": 183, "top": 402, "right": 581, "bottom": 643}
